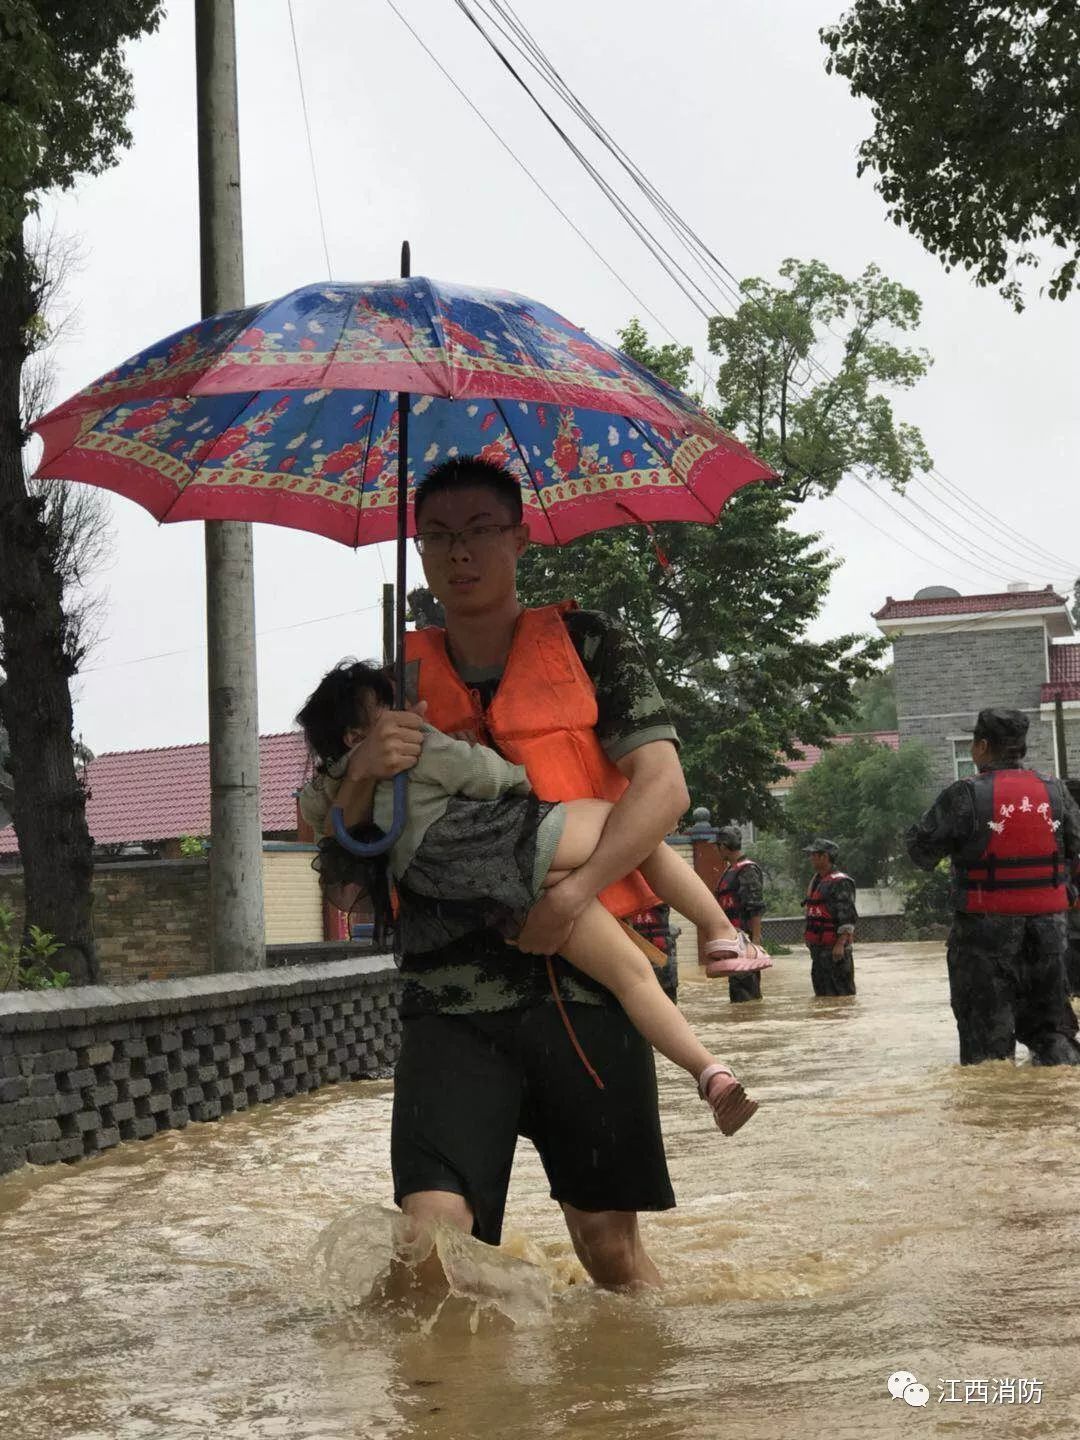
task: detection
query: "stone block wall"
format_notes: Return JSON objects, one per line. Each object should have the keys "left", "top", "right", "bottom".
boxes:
{"left": 893, "top": 626, "right": 1053, "bottom": 787}
{"left": 0, "top": 957, "right": 401, "bottom": 1177}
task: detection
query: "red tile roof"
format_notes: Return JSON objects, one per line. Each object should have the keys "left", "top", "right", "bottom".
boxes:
{"left": 874, "top": 587, "right": 1067, "bottom": 621}
{"left": 1040, "top": 642, "right": 1080, "bottom": 703}
{"left": 772, "top": 730, "right": 900, "bottom": 786}
{"left": 1049, "top": 644, "right": 1080, "bottom": 684}
{"left": 0, "top": 731, "right": 311, "bottom": 855}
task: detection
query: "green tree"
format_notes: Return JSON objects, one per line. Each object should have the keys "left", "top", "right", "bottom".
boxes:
{"left": 822, "top": 3, "right": 1080, "bottom": 309}
{"left": 709, "top": 258, "right": 931, "bottom": 500}
{"left": 903, "top": 860, "right": 952, "bottom": 937}
{"left": 782, "top": 736, "right": 934, "bottom": 886}
{"left": 849, "top": 666, "right": 897, "bottom": 732}
{"left": 518, "top": 303, "right": 899, "bottom": 825}
{"left": 0, "top": 1, "right": 163, "bottom": 984}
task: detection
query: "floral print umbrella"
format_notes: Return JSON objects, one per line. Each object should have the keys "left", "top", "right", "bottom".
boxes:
{"left": 32, "top": 277, "right": 774, "bottom": 546}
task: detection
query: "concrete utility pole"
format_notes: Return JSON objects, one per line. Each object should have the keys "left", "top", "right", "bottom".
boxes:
{"left": 195, "top": 0, "right": 266, "bottom": 971}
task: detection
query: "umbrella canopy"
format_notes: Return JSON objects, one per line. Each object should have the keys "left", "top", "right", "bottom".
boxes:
{"left": 33, "top": 278, "right": 774, "bottom": 546}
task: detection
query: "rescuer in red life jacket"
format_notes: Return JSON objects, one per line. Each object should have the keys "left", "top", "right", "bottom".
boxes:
{"left": 906, "top": 707, "right": 1080, "bottom": 1066}
{"left": 1066, "top": 778, "right": 1080, "bottom": 1000}
{"left": 802, "top": 839, "right": 858, "bottom": 996}
{"left": 714, "top": 826, "right": 767, "bottom": 1003}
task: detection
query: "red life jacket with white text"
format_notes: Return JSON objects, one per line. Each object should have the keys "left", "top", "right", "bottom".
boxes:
{"left": 803, "top": 871, "right": 852, "bottom": 947}
{"left": 715, "top": 858, "right": 758, "bottom": 931}
{"left": 955, "top": 769, "right": 1067, "bottom": 915}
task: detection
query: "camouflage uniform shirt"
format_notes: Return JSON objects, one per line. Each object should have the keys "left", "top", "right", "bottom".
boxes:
{"left": 400, "top": 608, "right": 679, "bottom": 1016}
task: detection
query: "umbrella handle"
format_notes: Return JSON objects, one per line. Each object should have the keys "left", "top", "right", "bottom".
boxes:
{"left": 329, "top": 771, "right": 408, "bottom": 856}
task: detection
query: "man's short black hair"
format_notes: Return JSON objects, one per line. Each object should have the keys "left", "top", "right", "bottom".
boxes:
{"left": 414, "top": 455, "right": 523, "bottom": 526}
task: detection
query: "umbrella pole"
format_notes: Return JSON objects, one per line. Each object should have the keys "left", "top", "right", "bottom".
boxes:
{"left": 330, "top": 243, "right": 412, "bottom": 858}
{"left": 395, "top": 239, "right": 411, "bottom": 705}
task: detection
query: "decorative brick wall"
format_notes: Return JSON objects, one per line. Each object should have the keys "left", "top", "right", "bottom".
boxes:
{"left": 0, "top": 859, "right": 211, "bottom": 984}
{"left": 0, "top": 956, "right": 401, "bottom": 1176}
{"left": 0, "top": 848, "right": 330, "bottom": 985}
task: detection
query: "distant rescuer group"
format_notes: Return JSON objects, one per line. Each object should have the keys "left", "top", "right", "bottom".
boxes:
{"left": 712, "top": 707, "right": 1080, "bottom": 1072}
{"left": 712, "top": 827, "right": 858, "bottom": 1001}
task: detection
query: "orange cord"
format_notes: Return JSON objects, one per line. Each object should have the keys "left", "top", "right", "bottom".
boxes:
{"left": 546, "top": 957, "right": 605, "bottom": 1090}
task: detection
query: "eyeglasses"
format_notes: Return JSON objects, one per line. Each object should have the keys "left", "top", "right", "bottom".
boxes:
{"left": 413, "top": 524, "right": 519, "bottom": 555}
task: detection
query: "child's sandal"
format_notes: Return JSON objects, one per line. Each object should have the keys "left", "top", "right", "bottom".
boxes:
{"left": 698, "top": 1063, "right": 758, "bottom": 1136}
{"left": 703, "top": 932, "right": 773, "bottom": 978}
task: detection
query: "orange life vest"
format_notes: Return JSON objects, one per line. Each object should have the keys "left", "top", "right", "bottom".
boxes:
{"left": 404, "top": 602, "right": 658, "bottom": 918}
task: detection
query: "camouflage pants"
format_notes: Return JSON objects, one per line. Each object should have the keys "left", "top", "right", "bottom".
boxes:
{"left": 946, "top": 912, "right": 1080, "bottom": 1067}
{"left": 1066, "top": 939, "right": 1080, "bottom": 999}
{"left": 728, "top": 970, "right": 762, "bottom": 1003}
{"left": 809, "top": 943, "right": 856, "bottom": 996}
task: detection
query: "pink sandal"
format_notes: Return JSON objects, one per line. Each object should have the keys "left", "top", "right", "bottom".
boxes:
{"left": 698, "top": 1064, "right": 758, "bottom": 1136}
{"left": 704, "top": 932, "right": 773, "bottom": 977}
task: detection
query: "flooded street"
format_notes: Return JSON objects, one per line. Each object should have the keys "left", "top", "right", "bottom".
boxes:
{"left": 2, "top": 942, "right": 1079, "bottom": 1439}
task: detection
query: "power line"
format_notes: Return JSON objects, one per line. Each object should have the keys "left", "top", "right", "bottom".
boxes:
{"left": 382, "top": 0, "right": 691, "bottom": 358}
{"left": 458, "top": 0, "right": 1080, "bottom": 583}
{"left": 831, "top": 491, "right": 995, "bottom": 588}
{"left": 917, "top": 468, "right": 1077, "bottom": 576}
{"left": 81, "top": 601, "right": 381, "bottom": 676}
{"left": 287, "top": 0, "right": 334, "bottom": 280}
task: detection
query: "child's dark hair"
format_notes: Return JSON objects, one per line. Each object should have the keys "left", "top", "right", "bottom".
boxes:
{"left": 296, "top": 659, "right": 396, "bottom": 948}
{"left": 296, "top": 659, "right": 394, "bottom": 771}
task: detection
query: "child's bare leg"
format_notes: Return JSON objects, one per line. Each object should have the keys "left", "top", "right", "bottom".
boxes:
{"left": 637, "top": 844, "right": 738, "bottom": 946}
{"left": 546, "top": 799, "right": 616, "bottom": 876}
{"left": 561, "top": 898, "right": 716, "bottom": 1081}
{"left": 546, "top": 801, "right": 738, "bottom": 950}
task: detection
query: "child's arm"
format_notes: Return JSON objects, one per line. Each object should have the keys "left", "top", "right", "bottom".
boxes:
{"left": 298, "top": 765, "right": 344, "bottom": 837}
{"left": 417, "top": 728, "right": 531, "bottom": 801}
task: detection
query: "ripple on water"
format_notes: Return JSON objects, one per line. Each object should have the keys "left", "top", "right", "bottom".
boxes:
{"left": 3, "top": 945, "right": 1080, "bottom": 1439}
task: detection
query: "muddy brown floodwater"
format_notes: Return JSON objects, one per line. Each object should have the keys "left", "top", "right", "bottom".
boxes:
{"left": 2, "top": 942, "right": 1079, "bottom": 1440}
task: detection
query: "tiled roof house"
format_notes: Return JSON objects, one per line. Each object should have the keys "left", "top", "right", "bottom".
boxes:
{"left": 0, "top": 731, "right": 311, "bottom": 857}
{"left": 874, "top": 583, "right": 1079, "bottom": 787}
{"left": 769, "top": 730, "right": 900, "bottom": 795}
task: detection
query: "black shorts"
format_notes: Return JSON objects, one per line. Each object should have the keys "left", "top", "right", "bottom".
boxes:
{"left": 391, "top": 1003, "right": 675, "bottom": 1245}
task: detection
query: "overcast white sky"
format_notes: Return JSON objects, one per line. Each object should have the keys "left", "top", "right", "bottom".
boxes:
{"left": 36, "top": 0, "right": 1079, "bottom": 756}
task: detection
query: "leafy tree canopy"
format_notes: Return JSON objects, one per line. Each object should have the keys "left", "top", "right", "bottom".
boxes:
{"left": 516, "top": 299, "right": 905, "bottom": 825}
{"left": 849, "top": 665, "right": 897, "bottom": 732}
{"left": 0, "top": 0, "right": 164, "bottom": 254}
{"left": 822, "top": 2, "right": 1080, "bottom": 308}
{"left": 708, "top": 258, "right": 931, "bottom": 501}
{"left": 781, "top": 735, "right": 934, "bottom": 886}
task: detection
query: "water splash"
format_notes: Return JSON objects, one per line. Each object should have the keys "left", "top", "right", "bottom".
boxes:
{"left": 310, "top": 1206, "right": 555, "bottom": 1328}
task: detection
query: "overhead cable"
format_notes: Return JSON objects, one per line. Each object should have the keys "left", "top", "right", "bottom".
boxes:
{"left": 456, "top": 0, "right": 1079, "bottom": 582}
{"left": 287, "top": 0, "right": 334, "bottom": 280}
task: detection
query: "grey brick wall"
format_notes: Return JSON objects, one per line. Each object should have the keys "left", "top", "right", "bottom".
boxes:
{"left": 0, "top": 957, "right": 400, "bottom": 1177}
{"left": 893, "top": 627, "right": 1053, "bottom": 787}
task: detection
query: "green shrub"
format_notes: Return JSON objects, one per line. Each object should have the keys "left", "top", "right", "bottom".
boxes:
{"left": 0, "top": 903, "right": 71, "bottom": 991}
{"left": 903, "top": 861, "right": 952, "bottom": 937}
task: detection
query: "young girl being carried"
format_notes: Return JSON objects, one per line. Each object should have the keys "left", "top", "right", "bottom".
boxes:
{"left": 297, "top": 661, "right": 770, "bottom": 1135}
